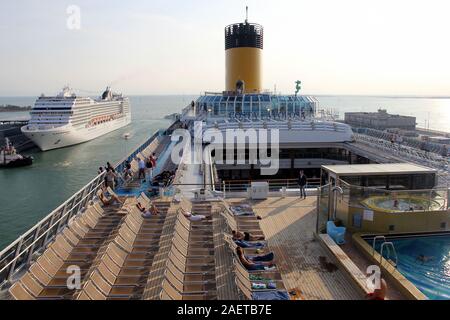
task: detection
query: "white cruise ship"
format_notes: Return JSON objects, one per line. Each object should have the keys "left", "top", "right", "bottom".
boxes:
{"left": 21, "top": 87, "right": 131, "bottom": 151}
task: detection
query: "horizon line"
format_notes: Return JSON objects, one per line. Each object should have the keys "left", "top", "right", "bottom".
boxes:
{"left": 0, "top": 93, "right": 450, "bottom": 99}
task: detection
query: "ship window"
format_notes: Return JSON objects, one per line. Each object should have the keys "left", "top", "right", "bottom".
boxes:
{"left": 219, "top": 99, "right": 227, "bottom": 116}
{"left": 213, "top": 102, "right": 220, "bottom": 116}
{"left": 271, "top": 96, "right": 279, "bottom": 115}
{"left": 235, "top": 96, "right": 243, "bottom": 115}
{"left": 227, "top": 96, "right": 236, "bottom": 114}
{"left": 388, "top": 175, "right": 410, "bottom": 190}
{"left": 279, "top": 96, "right": 287, "bottom": 117}
{"left": 260, "top": 102, "right": 271, "bottom": 117}
{"left": 243, "top": 96, "right": 251, "bottom": 115}
{"left": 212, "top": 96, "right": 221, "bottom": 116}
{"left": 287, "top": 101, "right": 294, "bottom": 115}
{"left": 294, "top": 99, "right": 302, "bottom": 116}
{"left": 412, "top": 173, "right": 435, "bottom": 189}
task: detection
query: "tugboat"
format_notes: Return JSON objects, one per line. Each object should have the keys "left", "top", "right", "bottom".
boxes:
{"left": 0, "top": 138, "right": 33, "bottom": 168}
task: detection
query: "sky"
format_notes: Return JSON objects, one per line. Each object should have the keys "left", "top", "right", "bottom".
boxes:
{"left": 1, "top": 0, "right": 450, "bottom": 96}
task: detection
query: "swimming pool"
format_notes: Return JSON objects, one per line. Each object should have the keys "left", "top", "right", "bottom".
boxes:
{"left": 115, "top": 139, "right": 177, "bottom": 197}
{"left": 361, "top": 195, "right": 442, "bottom": 213}
{"left": 369, "top": 233, "right": 450, "bottom": 300}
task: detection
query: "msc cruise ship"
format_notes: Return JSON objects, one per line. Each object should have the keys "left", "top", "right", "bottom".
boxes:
{"left": 21, "top": 87, "right": 131, "bottom": 151}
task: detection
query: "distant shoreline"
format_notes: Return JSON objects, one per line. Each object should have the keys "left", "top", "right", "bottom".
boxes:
{"left": 0, "top": 94, "right": 449, "bottom": 99}
{"left": 0, "top": 105, "right": 32, "bottom": 112}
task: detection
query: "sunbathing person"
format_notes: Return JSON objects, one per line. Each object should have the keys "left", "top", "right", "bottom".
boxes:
{"left": 236, "top": 247, "right": 274, "bottom": 271}
{"left": 232, "top": 230, "right": 265, "bottom": 241}
{"left": 180, "top": 208, "right": 206, "bottom": 222}
{"left": 99, "top": 190, "right": 123, "bottom": 206}
{"left": 136, "top": 202, "right": 159, "bottom": 218}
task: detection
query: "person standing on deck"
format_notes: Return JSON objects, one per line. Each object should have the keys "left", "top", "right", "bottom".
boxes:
{"left": 298, "top": 170, "right": 307, "bottom": 199}
{"left": 106, "top": 162, "right": 114, "bottom": 171}
{"left": 150, "top": 153, "right": 157, "bottom": 172}
{"left": 145, "top": 156, "right": 153, "bottom": 181}
{"left": 138, "top": 157, "right": 146, "bottom": 180}
{"left": 123, "top": 162, "right": 132, "bottom": 182}
{"left": 105, "top": 168, "right": 117, "bottom": 189}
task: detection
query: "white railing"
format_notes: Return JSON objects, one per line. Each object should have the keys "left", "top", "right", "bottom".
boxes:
{"left": 354, "top": 133, "right": 449, "bottom": 172}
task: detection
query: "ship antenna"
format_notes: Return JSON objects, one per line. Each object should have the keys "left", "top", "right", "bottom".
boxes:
{"left": 245, "top": 6, "right": 248, "bottom": 24}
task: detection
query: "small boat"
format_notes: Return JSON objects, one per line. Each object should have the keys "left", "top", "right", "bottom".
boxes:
{"left": 0, "top": 138, "right": 33, "bottom": 168}
{"left": 123, "top": 133, "right": 131, "bottom": 140}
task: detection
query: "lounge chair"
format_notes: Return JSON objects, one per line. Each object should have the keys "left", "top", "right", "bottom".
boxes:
{"left": 326, "top": 221, "right": 346, "bottom": 245}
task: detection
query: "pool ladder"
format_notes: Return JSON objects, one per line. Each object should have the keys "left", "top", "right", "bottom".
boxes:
{"left": 372, "top": 236, "right": 398, "bottom": 267}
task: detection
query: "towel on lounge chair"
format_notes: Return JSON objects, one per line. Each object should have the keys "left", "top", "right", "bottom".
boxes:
{"left": 230, "top": 205, "right": 255, "bottom": 216}
{"left": 251, "top": 282, "right": 277, "bottom": 290}
{"left": 252, "top": 291, "right": 290, "bottom": 300}
{"left": 249, "top": 275, "right": 270, "bottom": 281}
{"left": 251, "top": 283, "right": 267, "bottom": 290}
{"left": 235, "top": 240, "right": 265, "bottom": 248}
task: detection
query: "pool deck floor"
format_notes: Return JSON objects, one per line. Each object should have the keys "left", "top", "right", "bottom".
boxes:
{"left": 227, "top": 196, "right": 364, "bottom": 300}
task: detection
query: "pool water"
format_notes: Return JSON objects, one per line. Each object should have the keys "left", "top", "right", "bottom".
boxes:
{"left": 362, "top": 196, "right": 442, "bottom": 213}
{"left": 371, "top": 234, "right": 450, "bottom": 300}
{"left": 115, "top": 140, "right": 176, "bottom": 198}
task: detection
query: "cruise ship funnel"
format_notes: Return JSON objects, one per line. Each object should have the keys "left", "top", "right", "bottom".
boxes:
{"left": 225, "top": 14, "right": 263, "bottom": 94}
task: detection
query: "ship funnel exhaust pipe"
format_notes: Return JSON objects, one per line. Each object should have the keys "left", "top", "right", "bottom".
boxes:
{"left": 225, "top": 10, "right": 263, "bottom": 94}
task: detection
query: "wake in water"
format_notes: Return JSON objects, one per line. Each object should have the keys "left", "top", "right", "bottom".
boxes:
{"left": 54, "top": 161, "right": 72, "bottom": 168}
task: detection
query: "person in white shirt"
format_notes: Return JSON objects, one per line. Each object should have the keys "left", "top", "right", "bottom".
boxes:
{"left": 180, "top": 208, "right": 206, "bottom": 222}
{"left": 138, "top": 158, "right": 146, "bottom": 180}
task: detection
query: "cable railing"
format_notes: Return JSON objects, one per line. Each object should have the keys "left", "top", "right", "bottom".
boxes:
{"left": 220, "top": 178, "right": 321, "bottom": 193}
{"left": 0, "top": 130, "right": 163, "bottom": 288}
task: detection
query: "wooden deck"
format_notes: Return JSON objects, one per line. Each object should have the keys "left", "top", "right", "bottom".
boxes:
{"left": 227, "top": 196, "right": 363, "bottom": 300}
{"left": 142, "top": 205, "right": 179, "bottom": 300}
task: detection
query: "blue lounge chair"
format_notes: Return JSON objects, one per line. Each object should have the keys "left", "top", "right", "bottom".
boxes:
{"left": 326, "top": 221, "right": 346, "bottom": 245}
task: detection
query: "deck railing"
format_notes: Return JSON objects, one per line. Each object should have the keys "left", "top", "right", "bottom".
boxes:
{"left": 220, "top": 178, "right": 321, "bottom": 193}
{"left": 0, "top": 129, "right": 163, "bottom": 288}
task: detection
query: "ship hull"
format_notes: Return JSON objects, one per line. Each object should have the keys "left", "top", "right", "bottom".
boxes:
{"left": 21, "top": 115, "right": 131, "bottom": 151}
{"left": 0, "top": 156, "right": 33, "bottom": 168}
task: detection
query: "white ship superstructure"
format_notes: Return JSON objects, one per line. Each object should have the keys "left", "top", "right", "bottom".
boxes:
{"left": 21, "top": 87, "right": 131, "bottom": 151}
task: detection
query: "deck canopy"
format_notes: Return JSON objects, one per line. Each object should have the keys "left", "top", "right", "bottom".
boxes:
{"left": 196, "top": 94, "right": 318, "bottom": 118}
{"left": 322, "top": 163, "right": 437, "bottom": 190}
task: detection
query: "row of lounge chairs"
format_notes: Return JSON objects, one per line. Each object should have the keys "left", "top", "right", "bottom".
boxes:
{"left": 8, "top": 197, "right": 131, "bottom": 299}
{"left": 8, "top": 186, "right": 289, "bottom": 300}
{"left": 76, "top": 194, "right": 170, "bottom": 300}
{"left": 218, "top": 201, "right": 290, "bottom": 300}
{"left": 160, "top": 201, "right": 218, "bottom": 300}
{"left": 8, "top": 191, "right": 171, "bottom": 300}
